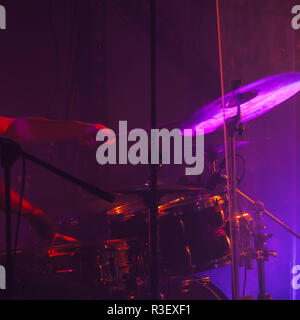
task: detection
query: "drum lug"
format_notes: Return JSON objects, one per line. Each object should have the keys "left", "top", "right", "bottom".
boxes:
{"left": 198, "top": 276, "right": 211, "bottom": 285}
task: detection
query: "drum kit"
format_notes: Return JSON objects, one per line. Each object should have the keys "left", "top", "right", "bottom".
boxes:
{"left": 0, "top": 73, "right": 300, "bottom": 300}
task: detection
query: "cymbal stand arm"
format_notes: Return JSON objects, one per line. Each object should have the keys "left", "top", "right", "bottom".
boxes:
{"left": 236, "top": 189, "right": 300, "bottom": 299}
{"left": 236, "top": 188, "right": 300, "bottom": 240}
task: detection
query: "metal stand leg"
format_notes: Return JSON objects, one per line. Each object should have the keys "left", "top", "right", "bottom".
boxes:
{"left": 227, "top": 132, "right": 240, "bottom": 300}
{"left": 0, "top": 139, "right": 22, "bottom": 299}
{"left": 224, "top": 81, "right": 244, "bottom": 300}
{"left": 252, "top": 201, "right": 272, "bottom": 300}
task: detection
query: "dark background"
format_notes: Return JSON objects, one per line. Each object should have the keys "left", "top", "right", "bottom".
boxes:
{"left": 0, "top": 0, "right": 299, "bottom": 299}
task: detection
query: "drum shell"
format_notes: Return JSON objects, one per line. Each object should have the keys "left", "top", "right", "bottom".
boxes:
{"left": 109, "top": 194, "right": 230, "bottom": 274}
{"left": 159, "top": 199, "right": 230, "bottom": 273}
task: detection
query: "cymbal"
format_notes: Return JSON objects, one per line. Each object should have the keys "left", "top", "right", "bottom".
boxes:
{"left": 106, "top": 186, "right": 220, "bottom": 218}
{"left": 181, "top": 73, "right": 300, "bottom": 134}
{"left": 210, "top": 140, "right": 250, "bottom": 154}
{"left": 111, "top": 182, "right": 207, "bottom": 195}
{"left": 0, "top": 116, "right": 110, "bottom": 144}
{"left": 77, "top": 181, "right": 208, "bottom": 214}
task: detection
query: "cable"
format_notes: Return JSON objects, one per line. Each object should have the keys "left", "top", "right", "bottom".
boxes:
{"left": 235, "top": 153, "right": 247, "bottom": 187}
{"left": 14, "top": 156, "right": 26, "bottom": 254}
{"left": 213, "top": 154, "right": 246, "bottom": 190}
{"left": 215, "top": 0, "right": 230, "bottom": 196}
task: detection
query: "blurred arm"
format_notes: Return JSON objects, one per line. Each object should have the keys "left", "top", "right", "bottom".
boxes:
{"left": 0, "top": 182, "right": 55, "bottom": 242}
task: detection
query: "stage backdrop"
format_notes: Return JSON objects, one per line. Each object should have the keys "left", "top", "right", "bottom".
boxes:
{"left": 0, "top": 0, "right": 299, "bottom": 299}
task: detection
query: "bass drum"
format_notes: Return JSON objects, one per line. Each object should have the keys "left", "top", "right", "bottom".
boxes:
{"left": 161, "top": 276, "right": 229, "bottom": 300}
{"left": 132, "top": 276, "right": 228, "bottom": 300}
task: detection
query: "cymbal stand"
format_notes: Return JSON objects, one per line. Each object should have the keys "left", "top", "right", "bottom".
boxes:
{"left": 225, "top": 88, "right": 244, "bottom": 300}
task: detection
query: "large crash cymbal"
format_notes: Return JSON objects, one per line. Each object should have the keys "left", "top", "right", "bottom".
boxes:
{"left": 181, "top": 73, "right": 300, "bottom": 134}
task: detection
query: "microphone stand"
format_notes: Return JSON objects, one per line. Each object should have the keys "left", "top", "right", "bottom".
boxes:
{"left": 0, "top": 139, "right": 21, "bottom": 299}
{"left": 0, "top": 138, "right": 115, "bottom": 299}
{"left": 149, "top": 0, "right": 160, "bottom": 300}
{"left": 236, "top": 188, "right": 300, "bottom": 300}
